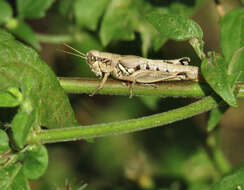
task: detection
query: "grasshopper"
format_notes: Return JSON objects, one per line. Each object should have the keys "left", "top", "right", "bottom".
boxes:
{"left": 61, "top": 43, "right": 200, "bottom": 98}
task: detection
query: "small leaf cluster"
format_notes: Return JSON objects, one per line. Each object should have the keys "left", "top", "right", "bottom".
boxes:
{"left": 0, "top": 0, "right": 206, "bottom": 57}
{"left": 0, "top": 0, "right": 56, "bottom": 50}
{"left": 202, "top": 8, "right": 244, "bottom": 131}
{"left": 147, "top": 7, "right": 244, "bottom": 131}
{"left": 0, "top": 28, "right": 76, "bottom": 189}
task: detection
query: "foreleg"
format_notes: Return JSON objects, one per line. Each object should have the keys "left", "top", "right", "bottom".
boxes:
{"left": 90, "top": 72, "right": 110, "bottom": 96}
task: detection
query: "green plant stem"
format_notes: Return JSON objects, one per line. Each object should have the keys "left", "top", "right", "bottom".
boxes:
{"left": 27, "top": 96, "right": 220, "bottom": 144}
{"left": 58, "top": 77, "right": 244, "bottom": 98}
{"left": 36, "top": 34, "right": 73, "bottom": 44}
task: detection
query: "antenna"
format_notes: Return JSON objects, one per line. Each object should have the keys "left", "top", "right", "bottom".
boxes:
{"left": 57, "top": 43, "right": 87, "bottom": 59}
{"left": 63, "top": 43, "right": 86, "bottom": 56}
{"left": 57, "top": 49, "right": 86, "bottom": 60}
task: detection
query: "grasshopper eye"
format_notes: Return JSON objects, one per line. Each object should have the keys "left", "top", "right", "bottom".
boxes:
{"left": 91, "top": 56, "right": 96, "bottom": 61}
{"left": 87, "top": 53, "right": 96, "bottom": 64}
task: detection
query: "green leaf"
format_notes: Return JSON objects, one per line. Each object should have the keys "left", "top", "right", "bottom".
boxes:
{"left": 99, "top": 0, "right": 157, "bottom": 56}
{"left": 227, "top": 47, "right": 244, "bottom": 82}
{"left": 100, "top": 0, "right": 136, "bottom": 46}
{"left": 201, "top": 52, "right": 237, "bottom": 107}
{"left": 189, "top": 37, "right": 205, "bottom": 60}
{"left": 207, "top": 102, "right": 229, "bottom": 131}
{"left": 127, "top": 1, "right": 156, "bottom": 57}
{"left": 21, "top": 145, "right": 48, "bottom": 179}
{"left": 58, "top": 0, "right": 73, "bottom": 17}
{"left": 220, "top": 8, "right": 244, "bottom": 64}
{"left": 0, "top": 163, "right": 30, "bottom": 190}
{"left": 10, "top": 169, "right": 30, "bottom": 190}
{"left": 220, "top": 8, "right": 244, "bottom": 82}
{"left": 74, "top": 0, "right": 110, "bottom": 30}
{"left": 138, "top": 22, "right": 156, "bottom": 57}
{"left": 150, "top": 0, "right": 206, "bottom": 51}
{"left": 11, "top": 108, "right": 37, "bottom": 148}
{"left": 0, "top": 129, "right": 10, "bottom": 154}
{"left": 0, "top": 164, "right": 20, "bottom": 190}
{"left": 153, "top": 34, "right": 168, "bottom": 51}
{"left": 146, "top": 12, "right": 203, "bottom": 41}
{"left": 0, "top": 87, "right": 23, "bottom": 108}
{"left": 9, "top": 21, "right": 41, "bottom": 50}
{"left": 0, "top": 91, "right": 20, "bottom": 107}
{"left": 149, "top": 8, "right": 169, "bottom": 51}
{"left": 0, "top": 0, "right": 13, "bottom": 25}
{"left": 17, "top": 0, "right": 56, "bottom": 19}
{"left": 0, "top": 29, "right": 77, "bottom": 128}
{"left": 146, "top": 12, "right": 205, "bottom": 59}
{"left": 212, "top": 167, "right": 244, "bottom": 190}
{"left": 0, "top": 27, "right": 14, "bottom": 41}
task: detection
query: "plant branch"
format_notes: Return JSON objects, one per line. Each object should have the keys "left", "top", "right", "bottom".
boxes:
{"left": 36, "top": 33, "right": 73, "bottom": 44}
{"left": 27, "top": 96, "right": 220, "bottom": 144}
{"left": 58, "top": 77, "right": 244, "bottom": 98}
{"left": 26, "top": 77, "right": 244, "bottom": 144}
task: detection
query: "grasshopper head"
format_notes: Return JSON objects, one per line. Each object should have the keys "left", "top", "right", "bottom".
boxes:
{"left": 60, "top": 44, "right": 104, "bottom": 77}
{"left": 86, "top": 50, "right": 103, "bottom": 77}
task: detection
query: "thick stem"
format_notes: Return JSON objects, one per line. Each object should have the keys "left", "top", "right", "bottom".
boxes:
{"left": 58, "top": 77, "right": 244, "bottom": 98}
{"left": 27, "top": 96, "right": 219, "bottom": 144}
